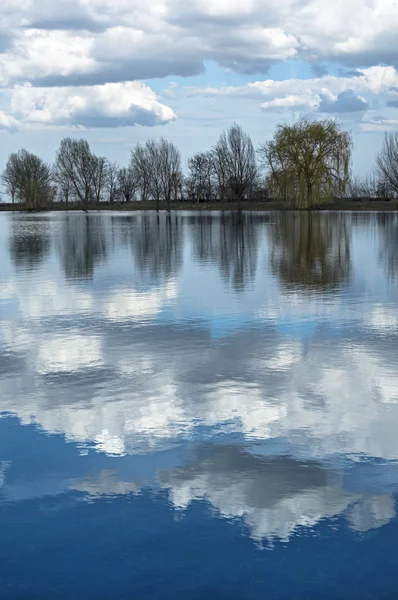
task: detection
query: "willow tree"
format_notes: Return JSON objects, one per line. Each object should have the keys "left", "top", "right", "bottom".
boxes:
{"left": 258, "top": 119, "right": 352, "bottom": 208}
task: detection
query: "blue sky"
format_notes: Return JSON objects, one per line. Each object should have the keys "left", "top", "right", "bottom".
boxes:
{"left": 0, "top": 0, "right": 398, "bottom": 181}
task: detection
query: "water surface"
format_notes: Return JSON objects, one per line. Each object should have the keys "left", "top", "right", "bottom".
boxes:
{"left": 1, "top": 211, "right": 398, "bottom": 599}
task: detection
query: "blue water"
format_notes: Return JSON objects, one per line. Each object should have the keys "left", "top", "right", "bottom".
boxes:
{"left": 1, "top": 211, "right": 398, "bottom": 599}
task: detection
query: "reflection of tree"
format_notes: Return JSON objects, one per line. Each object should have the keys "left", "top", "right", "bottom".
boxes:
{"left": 57, "top": 214, "right": 108, "bottom": 280}
{"left": 377, "top": 213, "right": 398, "bottom": 282}
{"left": 191, "top": 212, "right": 267, "bottom": 292}
{"left": 270, "top": 212, "right": 351, "bottom": 293}
{"left": 8, "top": 216, "right": 51, "bottom": 270}
{"left": 127, "top": 213, "right": 184, "bottom": 285}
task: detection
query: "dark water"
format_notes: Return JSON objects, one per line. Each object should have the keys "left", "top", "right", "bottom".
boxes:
{"left": 1, "top": 211, "right": 398, "bottom": 599}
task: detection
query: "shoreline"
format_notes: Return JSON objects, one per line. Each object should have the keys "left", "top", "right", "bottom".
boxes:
{"left": 1, "top": 200, "right": 398, "bottom": 213}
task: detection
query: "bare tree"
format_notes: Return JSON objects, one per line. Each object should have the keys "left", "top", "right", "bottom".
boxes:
{"left": 106, "top": 162, "right": 120, "bottom": 203}
{"left": 118, "top": 167, "right": 138, "bottom": 202}
{"left": 130, "top": 143, "right": 152, "bottom": 204}
{"left": 187, "top": 151, "right": 214, "bottom": 203}
{"left": 157, "top": 138, "right": 183, "bottom": 207}
{"left": 376, "top": 132, "right": 398, "bottom": 197}
{"left": 130, "top": 138, "right": 182, "bottom": 210}
{"left": 1, "top": 152, "right": 19, "bottom": 204}
{"left": 54, "top": 173, "right": 73, "bottom": 206}
{"left": 91, "top": 156, "right": 109, "bottom": 204}
{"left": 53, "top": 138, "right": 97, "bottom": 205}
{"left": 349, "top": 172, "right": 390, "bottom": 200}
{"left": 2, "top": 150, "right": 54, "bottom": 209}
{"left": 213, "top": 124, "right": 258, "bottom": 204}
{"left": 258, "top": 118, "right": 352, "bottom": 208}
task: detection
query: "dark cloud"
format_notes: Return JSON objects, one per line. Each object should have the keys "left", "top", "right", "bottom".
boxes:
{"left": 31, "top": 59, "right": 205, "bottom": 88}
{"left": 63, "top": 108, "right": 174, "bottom": 128}
{"left": 319, "top": 90, "right": 368, "bottom": 113}
{"left": 311, "top": 63, "right": 328, "bottom": 77}
{"left": 337, "top": 68, "right": 363, "bottom": 78}
{"left": 27, "top": 18, "right": 107, "bottom": 33}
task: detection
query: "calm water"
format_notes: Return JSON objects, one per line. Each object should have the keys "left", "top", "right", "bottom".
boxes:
{"left": 1, "top": 211, "right": 398, "bottom": 599}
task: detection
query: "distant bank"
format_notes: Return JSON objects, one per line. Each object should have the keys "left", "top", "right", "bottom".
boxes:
{"left": 1, "top": 200, "right": 398, "bottom": 212}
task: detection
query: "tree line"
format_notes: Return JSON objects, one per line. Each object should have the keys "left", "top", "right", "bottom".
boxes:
{"left": 2, "top": 119, "right": 398, "bottom": 210}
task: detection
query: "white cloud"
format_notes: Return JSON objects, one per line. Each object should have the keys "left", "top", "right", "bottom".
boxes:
{"left": 0, "top": 0, "right": 396, "bottom": 136}
{"left": 361, "top": 117, "right": 398, "bottom": 132}
{"left": 0, "top": 29, "right": 96, "bottom": 87}
{"left": 190, "top": 66, "right": 398, "bottom": 115}
{"left": 0, "top": 0, "right": 397, "bottom": 89}
{"left": 0, "top": 110, "right": 18, "bottom": 131}
{"left": 2, "top": 81, "right": 176, "bottom": 129}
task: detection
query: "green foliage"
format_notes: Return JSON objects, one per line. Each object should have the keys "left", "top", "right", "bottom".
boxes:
{"left": 259, "top": 118, "right": 352, "bottom": 208}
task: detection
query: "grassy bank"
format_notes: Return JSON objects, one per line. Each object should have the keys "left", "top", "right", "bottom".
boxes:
{"left": 1, "top": 200, "right": 398, "bottom": 212}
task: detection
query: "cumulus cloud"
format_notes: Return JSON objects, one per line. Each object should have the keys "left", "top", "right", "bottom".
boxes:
{"left": 0, "top": 110, "right": 18, "bottom": 130}
{"left": 0, "top": 0, "right": 397, "bottom": 89}
{"left": 0, "top": 30, "right": 96, "bottom": 88}
{"left": 191, "top": 66, "right": 398, "bottom": 115}
{"left": 2, "top": 81, "right": 176, "bottom": 129}
{"left": 319, "top": 90, "right": 368, "bottom": 113}
{"left": 0, "top": 0, "right": 396, "bottom": 134}
{"left": 361, "top": 116, "right": 398, "bottom": 132}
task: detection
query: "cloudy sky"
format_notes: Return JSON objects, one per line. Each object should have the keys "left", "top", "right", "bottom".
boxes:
{"left": 1, "top": 0, "right": 398, "bottom": 178}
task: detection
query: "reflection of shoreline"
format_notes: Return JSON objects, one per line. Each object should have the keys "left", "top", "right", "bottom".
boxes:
{"left": 2, "top": 202, "right": 398, "bottom": 213}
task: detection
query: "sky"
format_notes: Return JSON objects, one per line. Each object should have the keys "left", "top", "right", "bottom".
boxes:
{"left": 0, "top": 0, "right": 398, "bottom": 181}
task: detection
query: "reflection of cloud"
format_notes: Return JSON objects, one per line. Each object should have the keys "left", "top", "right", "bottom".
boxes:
{"left": 347, "top": 495, "right": 396, "bottom": 533}
{"left": 9, "top": 279, "right": 95, "bottom": 319}
{"left": 0, "top": 441, "right": 395, "bottom": 545}
{"left": 203, "top": 382, "right": 286, "bottom": 439}
{"left": 0, "top": 281, "right": 15, "bottom": 300}
{"left": 0, "top": 321, "right": 32, "bottom": 353}
{"left": 370, "top": 306, "right": 398, "bottom": 333}
{"left": 104, "top": 281, "right": 178, "bottom": 322}
{"left": 158, "top": 445, "right": 396, "bottom": 543}
{"left": 2, "top": 322, "right": 398, "bottom": 459}
{"left": 37, "top": 332, "right": 103, "bottom": 374}
{"left": 262, "top": 341, "right": 302, "bottom": 371}
{"left": 0, "top": 462, "right": 10, "bottom": 488}
{"left": 1, "top": 212, "right": 398, "bottom": 464}
{"left": 72, "top": 471, "right": 141, "bottom": 497}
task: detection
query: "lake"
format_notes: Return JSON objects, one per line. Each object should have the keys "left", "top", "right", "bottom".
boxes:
{"left": 1, "top": 210, "right": 398, "bottom": 599}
